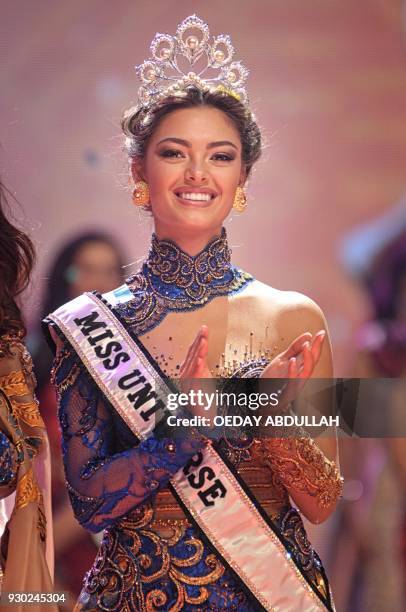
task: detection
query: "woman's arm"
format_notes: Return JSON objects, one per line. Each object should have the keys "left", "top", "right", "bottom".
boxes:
{"left": 261, "top": 296, "right": 342, "bottom": 524}
{"left": 51, "top": 338, "right": 203, "bottom": 534}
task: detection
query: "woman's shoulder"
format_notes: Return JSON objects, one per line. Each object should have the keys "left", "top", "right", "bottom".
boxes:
{"left": 235, "top": 279, "right": 327, "bottom": 336}
{"left": 237, "top": 278, "right": 324, "bottom": 315}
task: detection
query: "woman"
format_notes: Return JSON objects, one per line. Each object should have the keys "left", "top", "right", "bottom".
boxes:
{"left": 45, "top": 16, "right": 342, "bottom": 611}
{"left": 0, "top": 179, "right": 58, "bottom": 611}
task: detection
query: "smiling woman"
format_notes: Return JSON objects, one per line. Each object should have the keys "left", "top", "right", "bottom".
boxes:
{"left": 43, "top": 15, "right": 342, "bottom": 612}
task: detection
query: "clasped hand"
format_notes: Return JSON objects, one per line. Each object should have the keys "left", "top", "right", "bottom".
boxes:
{"left": 179, "top": 326, "right": 326, "bottom": 412}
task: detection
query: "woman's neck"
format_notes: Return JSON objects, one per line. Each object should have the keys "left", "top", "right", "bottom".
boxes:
{"left": 153, "top": 225, "right": 224, "bottom": 257}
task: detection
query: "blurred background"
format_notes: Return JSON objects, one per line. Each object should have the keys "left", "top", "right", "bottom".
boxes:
{"left": 1, "top": 0, "right": 405, "bottom": 610}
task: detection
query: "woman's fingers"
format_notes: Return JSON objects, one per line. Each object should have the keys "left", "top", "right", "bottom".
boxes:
{"left": 284, "top": 332, "right": 313, "bottom": 359}
{"left": 275, "top": 330, "right": 326, "bottom": 406}
{"left": 193, "top": 336, "right": 209, "bottom": 377}
{"left": 310, "top": 330, "right": 326, "bottom": 364}
{"left": 299, "top": 342, "right": 315, "bottom": 379}
{"left": 180, "top": 326, "right": 209, "bottom": 378}
{"left": 191, "top": 327, "right": 208, "bottom": 375}
{"left": 195, "top": 356, "right": 204, "bottom": 376}
{"left": 288, "top": 357, "right": 298, "bottom": 377}
{"left": 179, "top": 329, "right": 202, "bottom": 377}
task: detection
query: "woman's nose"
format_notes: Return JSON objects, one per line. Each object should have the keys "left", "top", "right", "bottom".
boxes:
{"left": 184, "top": 163, "right": 208, "bottom": 184}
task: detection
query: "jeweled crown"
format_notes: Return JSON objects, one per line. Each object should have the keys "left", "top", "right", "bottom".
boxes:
{"left": 135, "top": 15, "right": 249, "bottom": 110}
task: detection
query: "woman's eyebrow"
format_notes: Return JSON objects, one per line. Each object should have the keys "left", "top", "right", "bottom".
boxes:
{"left": 157, "top": 137, "right": 238, "bottom": 150}
{"left": 207, "top": 140, "right": 238, "bottom": 150}
{"left": 157, "top": 137, "right": 190, "bottom": 147}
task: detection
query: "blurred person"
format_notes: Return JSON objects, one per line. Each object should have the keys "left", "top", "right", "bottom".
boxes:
{"left": 31, "top": 233, "right": 125, "bottom": 608}
{"left": 332, "top": 218, "right": 406, "bottom": 612}
{"left": 356, "top": 228, "right": 406, "bottom": 377}
{"left": 354, "top": 228, "right": 406, "bottom": 612}
{"left": 0, "top": 178, "right": 57, "bottom": 611}
{"left": 44, "top": 16, "right": 343, "bottom": 611}
{"left": 32, "top": 232, "right": 126, "bottom": 392}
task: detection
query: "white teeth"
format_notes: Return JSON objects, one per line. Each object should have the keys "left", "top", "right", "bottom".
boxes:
{"left": 177, "top": 192, "right": 212, "bottom": 202}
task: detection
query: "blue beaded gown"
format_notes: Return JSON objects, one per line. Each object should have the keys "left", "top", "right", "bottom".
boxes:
{"left": 47, "top": 230, "right": 333, "bottom": 611}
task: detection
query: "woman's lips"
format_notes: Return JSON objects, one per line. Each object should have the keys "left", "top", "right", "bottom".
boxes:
{"left": 174, "top": 192, "right": 218, "bottom": 207}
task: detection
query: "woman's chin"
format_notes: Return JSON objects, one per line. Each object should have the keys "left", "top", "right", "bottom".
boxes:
{"left": 175, "top": 210, "right": 225, "bottom": 233}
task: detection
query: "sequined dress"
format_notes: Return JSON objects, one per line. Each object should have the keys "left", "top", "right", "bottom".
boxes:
{"left": 48, "top": 230, "right": 335, "bottom": 611}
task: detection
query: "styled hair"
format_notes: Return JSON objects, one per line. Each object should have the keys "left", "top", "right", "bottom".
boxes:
{"left": 0, "top": 180, "right": 35, "bottom": 338}
{"left": 122, "top": 88, "right": 262, "bottom": 178}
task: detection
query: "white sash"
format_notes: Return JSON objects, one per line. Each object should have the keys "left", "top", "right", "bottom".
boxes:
{"left": 48, "top": 291, "right": 332, "bottom": 612}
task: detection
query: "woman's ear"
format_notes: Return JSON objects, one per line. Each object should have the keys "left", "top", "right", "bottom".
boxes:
{"left": 239, "top": 166, "right": 248, "bottom": 187}
{"left": 131, "top": 158, "right": 146, "bottom": 183}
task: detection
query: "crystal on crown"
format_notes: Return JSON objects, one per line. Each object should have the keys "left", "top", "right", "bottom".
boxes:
{"left": 135, "top": 15, "right": 249, "bottom": 109}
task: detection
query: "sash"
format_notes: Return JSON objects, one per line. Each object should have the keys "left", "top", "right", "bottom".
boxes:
{"left": 48, "top": 290, "right": 333, "bottom": 612}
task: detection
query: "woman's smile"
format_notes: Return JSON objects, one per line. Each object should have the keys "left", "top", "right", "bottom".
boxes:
{"left": 174, "top": 187, "right": 219, "bottom": 207}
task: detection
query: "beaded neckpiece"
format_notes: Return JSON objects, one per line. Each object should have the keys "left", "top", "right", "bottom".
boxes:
{"left": 120, "top": 229, "right": 253, "bottom": 336}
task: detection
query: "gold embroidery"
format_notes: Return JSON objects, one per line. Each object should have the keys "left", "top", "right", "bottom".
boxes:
{"left": 262, "top": 436, "right": 343, "bottom": 509}
{"left": 171, "top": 551, "right": 224, "bottom": 585}
{"left": 50, "top": 349, "right": 80, "bottom": 393}
{"left": 145, "top": 588, "right": 175, "bottom": 611}
{"left": 16, "top": 468, "right": 41, "bottom": 509}
{"left": 11, "top": 400, "right": 45, "bottom": 428}
{"left": 184, "top": 586, "right": 209, "bottom": 605}
{"left": 37, "top": 492, "right": 47, "bottom": 542}
{"left": 0, "top": 370, "right": 29, "bottom": 397}
{"left": 81, "top": 502, "right": 227, "bottom": 611}
{"left": 0, "top": 332, "right": 24, "bottom": 358}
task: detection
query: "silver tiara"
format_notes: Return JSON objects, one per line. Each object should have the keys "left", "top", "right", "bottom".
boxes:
{"left": 135, "top": 15, "right": 249, "bottom": 109}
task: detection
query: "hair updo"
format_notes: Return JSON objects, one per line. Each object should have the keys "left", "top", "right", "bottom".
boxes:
{"left": 121, "top": 87, "right": 262, "bottom": 178}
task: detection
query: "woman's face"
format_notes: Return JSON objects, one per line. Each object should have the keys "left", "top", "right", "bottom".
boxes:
{"left": 140, "top": 106, "right": 245, "bottom": 241}
{"left": 68, "top": 241, "right": 122, "bottom": 298}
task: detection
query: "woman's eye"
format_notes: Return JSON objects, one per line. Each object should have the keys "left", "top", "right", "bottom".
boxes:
{"left": 212, "top": 153, "right": 234, "bottom": 162}
{"left": 159, "top": 149, "right": 184, "bottom": 159}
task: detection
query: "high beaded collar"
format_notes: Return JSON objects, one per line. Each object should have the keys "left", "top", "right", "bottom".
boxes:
{"left": 122, "top": 228, "right": 253, "bottom": 335}
{"left": 145, "top": 228, "right": 235, "bottom": 304}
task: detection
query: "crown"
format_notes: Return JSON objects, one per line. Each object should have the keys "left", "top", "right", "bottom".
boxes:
{"left": 135, "top": 15, "right": 249, "bottom": 110}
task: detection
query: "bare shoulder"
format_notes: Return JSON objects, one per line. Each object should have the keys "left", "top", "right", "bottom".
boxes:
{"left": 237, "top": 279, "right": 326, "bottom": 329}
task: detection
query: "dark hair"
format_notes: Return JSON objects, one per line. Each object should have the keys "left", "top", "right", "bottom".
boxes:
{"left": 40, "top": 232, "right": 125, "bottom": 321}
{"left": 0, "top": 180, "right": 35, "bottom": 337}
{"left": 34, "top": 232, "right": 125, "bottom": 390}
{"left": 122, "top": 87, "right": 262, "bottom": 178}
{"left": 366, "top": 229, "right": 406, "bottom": 322}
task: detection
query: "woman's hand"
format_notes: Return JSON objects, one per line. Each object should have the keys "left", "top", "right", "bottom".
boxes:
{"left": 260, "top": 330, "right": 326, "bottom": 407}
{"left": 179, "top": 326, "right": 215, "bottom": 419}
{"left": 179, "top": 325, "right": 212, "bottom": 379}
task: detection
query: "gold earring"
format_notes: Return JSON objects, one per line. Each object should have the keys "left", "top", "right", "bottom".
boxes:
{"left": 132, "top": 181, "right": 150, "bottom": 207}
{"left": 233, "top": 186, "right": 247, "bottom": 213}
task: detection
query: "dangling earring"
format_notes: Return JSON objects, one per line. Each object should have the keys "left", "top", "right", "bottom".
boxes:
{"left": 132, "top": 181, "right": 150, "bottom": 207}
{"left": 233, "top": 186, "right": 247, "bottom": 213}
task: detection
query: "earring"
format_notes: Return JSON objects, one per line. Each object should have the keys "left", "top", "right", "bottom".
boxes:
{"left": 132, "top": 181, "right": 150, "bottom": 207}
{"left": 233, "top": 186, "right": 247, "bottom": 212}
